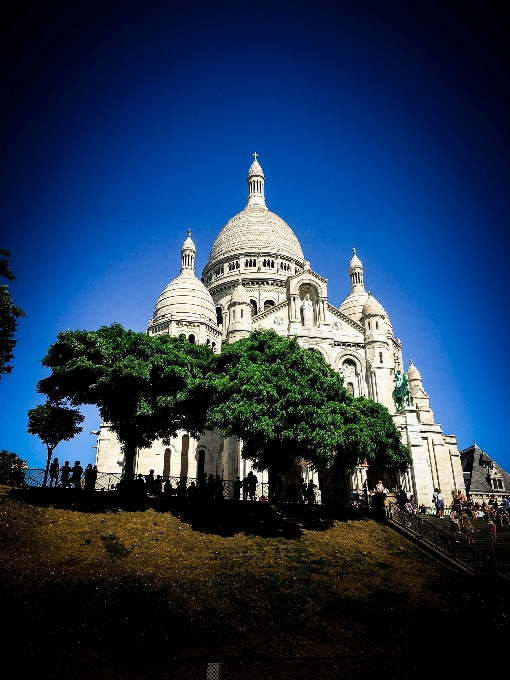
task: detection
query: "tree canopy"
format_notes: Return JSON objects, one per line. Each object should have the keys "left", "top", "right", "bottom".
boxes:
{"left": 37, "top": 324, "right": 214, "bottom": 477}
{"left": 0, "top": 249, "right": 25, "bottom": 382}
{"left": 36, "top": 324, "right": 410, "bottom": 480}
{"left": 208, "top": 330, "right": 411, "bottom": 476}
{"left": 27, "top": 402, "right": 84, "bottom": 486}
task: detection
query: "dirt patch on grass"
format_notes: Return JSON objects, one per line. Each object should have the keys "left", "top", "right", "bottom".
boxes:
{"left": 0, "top": 487, "right": 508, "bottom": 678}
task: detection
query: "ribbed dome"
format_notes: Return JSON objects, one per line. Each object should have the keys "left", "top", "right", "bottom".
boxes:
{"left": 208, "top": 204, "right": 305, "bottom": 263}
{"left": 338, "top": 289, "right": 369, "bottom": 323}
{"left": 362, "top": 294, "right": 388, "bottom": 318}
{"left": 153, "top": 270, "right": 217, "bottom": 326}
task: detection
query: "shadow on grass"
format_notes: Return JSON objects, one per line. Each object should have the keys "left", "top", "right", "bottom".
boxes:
{"left": 8, "top": 487, "right": 368, "bottom": 538}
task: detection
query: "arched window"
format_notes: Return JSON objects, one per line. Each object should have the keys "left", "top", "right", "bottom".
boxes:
{"left": 379, "top": 352, "right": 383, "bottom": 364}
{"left": 211, "top": 342, "right": 216, "bottom": 351}
{"left": 197, "top": 449, "right": 205, "bottom": 479}
{"left": 180, "top": 435, "right": 189, "bottom": 478}
{"left": 250, "top": 299, "right": 258, "bottom": 316}
{"left": 368, "top": 322, "right": 371, "bottom": 330}
{"left": 216, "top": 307, "right": 223, "bottom": 326}
{"left": 163, "top": 448, "right": 171, "bottom": 477}
{"left": 376, "top": 321, "right": 379, "bottom": 330}
{"left": 206, "top": 338, "right": 210, "bottom": 345}
{"left": 240, "top": 309, "right": 243, "bottom": 318}
{"left": 188, "top": 334, "right": 195, "bottom": 344}
{"left": 264, "top": 300, "right": 275, "bottom": 310}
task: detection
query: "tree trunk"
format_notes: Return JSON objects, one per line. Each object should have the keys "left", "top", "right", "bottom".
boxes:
{"left": 43, "top": 447, "right": 54, "bottom": 488}
{"left": 122, "top": 441, "right": 137, "bottom": 485}
{"left": 268, "top": 466, "right": 278, "bottom": 504}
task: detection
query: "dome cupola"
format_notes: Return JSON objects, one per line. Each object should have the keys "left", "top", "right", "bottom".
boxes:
{"left": 181, "top": 229, "right": 196, "bottom": 272}
{"left": 338, "top": 248, "right": 369, "bottom": 322}
{"left": 407, "top": 359, "right": 422, "bottom": 385}
{"left": 247, "top": 152, "right": 266, "bottom": 207}
{"left": 349, "top": 248, "right": 364, "bottom": 289}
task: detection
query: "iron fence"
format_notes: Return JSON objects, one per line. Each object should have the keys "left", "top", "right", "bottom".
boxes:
{"left": 15, "top": 469, "right": 370, "bottom": 506}
{"left": 387, "top": 501, "right": 509, "bottom": 575}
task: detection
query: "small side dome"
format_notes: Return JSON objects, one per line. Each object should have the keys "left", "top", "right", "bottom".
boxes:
{"left": 362, "top": 293, "right": 388, "bottom": 318}
{"left": 407, "top": 359, "right": 422, "bottom": 383}
{"left": 151, "top": 232, "right": 218, "bottom": 327}
{"left": 338, "top": 289, "right": 369, "bottom": 322}
{"left": 153, "top": 276, "right": 218, "bottom": 326}
{"left": 229, "top": 280, "right": 251, "bottom": 305}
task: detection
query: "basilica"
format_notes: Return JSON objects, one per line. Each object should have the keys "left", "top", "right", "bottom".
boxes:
{"left": 95, "top": 156, "right": 465, "bottom": 505}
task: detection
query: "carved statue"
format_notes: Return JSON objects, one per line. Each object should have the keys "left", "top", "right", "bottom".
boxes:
{"left": 301, "top": 294, "right": 313, "bottom": 326}
{"left": 392, "top": 369, "right": 411, "bottom": 412}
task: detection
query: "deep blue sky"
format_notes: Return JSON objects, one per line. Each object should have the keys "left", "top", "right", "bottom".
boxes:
{"left": 1, "top": 0, "right": 509, "bottom": 472}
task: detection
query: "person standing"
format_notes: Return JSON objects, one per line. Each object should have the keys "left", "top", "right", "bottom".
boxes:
{"left": 60, "top": 461, "right": 71, "bottom": 489}
{"left": 489, "top": 520, "right": 497, "bottom": 549}
{"left": 462, "top": 513, "right": 474, "bottom": 545}
{"left": 450, "top": 508, "right": 460, "bottom": 541}
{"left": 84, "top": 464, "right": 95, "bottom": 493}
{"left": 71, "top": 461, "right": 83, "bottom": 490}
{"left": 436, "top": 490, "right": 445, "bottom": 518}
{"left": 234, "top": 476, "right": 242, "bottom": 501}
{"left": 49, "top": 458, "right": 59, "bottom": 488}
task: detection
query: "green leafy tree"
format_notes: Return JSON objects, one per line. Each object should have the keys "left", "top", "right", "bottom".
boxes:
{"left": 27, "top": 403, "right": 85, "bottom": 486}
{"left": 0, "top": 449, "right": 24, "bottom": 485}
{"left": 36, "top": 323, "right": 214, "bottom": 481}
{"left": 0, "top": 249, "right": 25, "bottom": 381}
{"left": 208, "top": 330, "right": 411, "bottom": 484}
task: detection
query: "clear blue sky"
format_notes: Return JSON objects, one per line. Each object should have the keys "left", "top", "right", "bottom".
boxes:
{"left": 1, "top": 1, "right": 509, "bottom": 472}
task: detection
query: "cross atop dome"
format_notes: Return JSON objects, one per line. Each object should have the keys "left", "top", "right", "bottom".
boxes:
{"left": 253, "top": 152, "right": 258, "bottom": 161}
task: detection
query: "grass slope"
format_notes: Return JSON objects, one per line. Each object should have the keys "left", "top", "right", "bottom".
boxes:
{"left": 0, "top": 487, "right": 508, "bottom": 679}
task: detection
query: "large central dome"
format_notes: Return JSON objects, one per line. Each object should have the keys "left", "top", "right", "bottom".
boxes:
{"left": 207, "top": 157, "right": 304, "bottom": 266}
{"left": 209, "top": 204, "right": 305, "bottom": 263}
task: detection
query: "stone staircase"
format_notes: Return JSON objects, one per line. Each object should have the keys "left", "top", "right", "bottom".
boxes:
{"left": 386, "top": 503, "right": 510, "bottom": 576}
{"left": 422, "top": 514, "right": 510, "bottom": 551}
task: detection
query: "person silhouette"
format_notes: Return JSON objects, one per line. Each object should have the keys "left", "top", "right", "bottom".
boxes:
{"left": 84, "top": 464, "right": 95, "bottom": 493}
{"left": 60, "top": 461, "right": 71, "bottom": 489}
{"left": 49, "top": 458, "right": 59, "bottom": 488}
{"left": 71, "top": 461, "right": 83, "bottom": 490}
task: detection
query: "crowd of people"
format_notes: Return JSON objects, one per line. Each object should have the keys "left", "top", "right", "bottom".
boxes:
{"left": 47, "top": 459, "right": 98, "bottom": 491}
{"left": 7, "top": 456, "right": 28, "bottom": 486}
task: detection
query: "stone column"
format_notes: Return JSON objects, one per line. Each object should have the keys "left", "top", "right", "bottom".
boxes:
{"left": 401, "top": 406, "right": 434, "bottom": 506}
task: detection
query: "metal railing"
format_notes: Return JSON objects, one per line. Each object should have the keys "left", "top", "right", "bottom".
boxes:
{"left": 14, "top": 469, "right": 372, "bottom": 507}
{"left": 387, "top": 501, "right": 509, "bottom": 575}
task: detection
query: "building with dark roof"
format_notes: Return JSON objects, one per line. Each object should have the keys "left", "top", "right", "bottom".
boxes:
{"left": 460, "top": 443, "right": 510, "bottom": 502}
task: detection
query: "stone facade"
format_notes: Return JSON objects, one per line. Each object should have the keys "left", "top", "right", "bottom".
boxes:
{"left": 95, "top": 156, "right": 465, "bottom": 504}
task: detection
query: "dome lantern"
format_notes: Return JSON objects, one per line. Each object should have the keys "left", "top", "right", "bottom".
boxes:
{"left": 349, "top": 248, "right": 364, "bottom": 291}
{"left": 247, "top": 152, "right": 266, "bottom": 207}
{"left": 181, "top": 229, "right": 196, "bottom": 273}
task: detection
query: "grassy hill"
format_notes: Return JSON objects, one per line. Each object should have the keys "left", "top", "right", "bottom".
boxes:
{"left": 1, "top": 486, "right": 508, "bottom": 679}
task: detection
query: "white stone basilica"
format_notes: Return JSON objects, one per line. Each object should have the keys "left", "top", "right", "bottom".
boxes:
{"left": 95, "top": 156, "right": 465, "bottom": 504}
